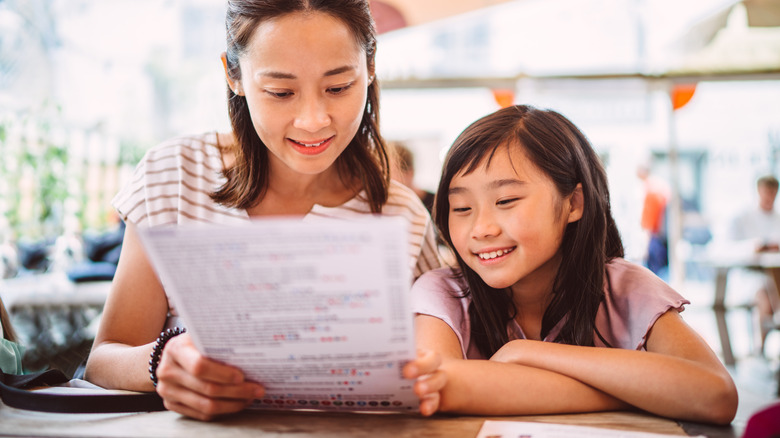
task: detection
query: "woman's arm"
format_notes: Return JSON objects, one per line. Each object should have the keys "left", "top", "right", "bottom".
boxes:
{"left": 491, "top": 310, "right": 738, "bottom": 425}
{"left": 84, "top": 223, "right": 173, "bottom": 390}
{"left": 84, "top": 224, "right": 262, "bottom": 420}
{"left": 404, "top": 314, "right": 628, "bottom": 416}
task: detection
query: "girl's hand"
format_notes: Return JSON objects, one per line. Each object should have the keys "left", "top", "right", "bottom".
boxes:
{"left": 154, "top": 333, "right": 265, "bottom": 421}
{"left": 402, "top": 350, "right": 447, "bottom": 416}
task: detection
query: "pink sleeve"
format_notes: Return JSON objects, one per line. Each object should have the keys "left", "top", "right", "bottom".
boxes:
{"left": 410, "top": 268, "right": 472, "bottom": 359}
{"left": 597, "top": 259, "right": 690, "bottom": 350}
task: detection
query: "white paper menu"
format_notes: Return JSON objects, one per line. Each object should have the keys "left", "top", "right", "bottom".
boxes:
{"left": 137, "top": 217, "right": 418, "bottom": 413}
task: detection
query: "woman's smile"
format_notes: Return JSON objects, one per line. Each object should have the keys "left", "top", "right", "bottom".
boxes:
{"left": 287, "top": 136, "right": 334, "bottom": 155}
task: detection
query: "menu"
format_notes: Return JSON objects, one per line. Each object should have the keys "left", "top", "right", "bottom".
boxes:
{"left": 137, "top": 217, "right": 418, "bottom": 412}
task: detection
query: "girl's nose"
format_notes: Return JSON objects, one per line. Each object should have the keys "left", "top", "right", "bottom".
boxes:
{"left": 293, "top": 95, "right": 330, "bottom": 132}
{"left": 471, "top": 209, "right": 500, "bottom": 239}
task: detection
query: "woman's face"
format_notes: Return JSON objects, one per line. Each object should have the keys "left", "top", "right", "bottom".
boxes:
{"left": 234, "top": 12, "right": 370, "bottom": 177}
{"left": 447, "top": 144, "right": 582, "bottom": 293}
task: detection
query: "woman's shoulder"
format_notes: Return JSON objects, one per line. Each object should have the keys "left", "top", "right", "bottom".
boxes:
{"left": 142, "top": 132, "right": 222, "bottom": 167}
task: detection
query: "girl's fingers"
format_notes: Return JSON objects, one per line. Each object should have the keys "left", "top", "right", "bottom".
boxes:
{"left": 403, "top": 350, "right": 442, "bottom": 379}
{"left": 413, "top": 368, "right": 447, "bottom": 398}
{"left": 419, "top": 392, "right": 441, "bottom": 417}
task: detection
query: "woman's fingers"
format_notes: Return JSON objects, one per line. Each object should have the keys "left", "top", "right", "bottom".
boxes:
{"left": 159, "top": 380, "right": 256, "bottom": 421}
{"left": 155, "top": 333, "right": 264, "bottom": 419}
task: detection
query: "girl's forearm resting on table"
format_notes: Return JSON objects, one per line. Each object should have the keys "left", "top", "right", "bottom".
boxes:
{"left": 490, "top": 339, "right": 737, "bottom": 424}
{"left": 434, "top": 358, "right": 629, "bottom": 415}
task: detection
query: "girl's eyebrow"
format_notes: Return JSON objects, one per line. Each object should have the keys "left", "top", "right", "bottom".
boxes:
{"left": 259, "top": 65, "right": 357, "bottom": 80}
{"left": 488, "top": 178, "right": 524, "bottom": 190}
{"left": 448, "top": 179, "right": 523, "bottom": 195}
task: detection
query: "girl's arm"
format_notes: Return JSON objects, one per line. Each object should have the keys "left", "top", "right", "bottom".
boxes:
{"left": 404, "top": 314, "right": 629, "bottom": 416}
{"left": 491, "top": 310, "right": 738, "bottom": 425}
{"left": 84, "top": 224, "right": 262, "bottom": 420}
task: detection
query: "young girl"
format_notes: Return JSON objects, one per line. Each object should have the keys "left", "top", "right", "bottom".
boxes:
{"left": 84, "top": 0, "right": 441, "bottom": 421}
{"left": 403, "top": 105, "right": 738, "bottom": 425}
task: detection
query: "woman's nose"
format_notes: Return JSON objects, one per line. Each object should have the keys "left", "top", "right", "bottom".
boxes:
{"left": 293, "top": 95, "right": 330, "bottom": 132}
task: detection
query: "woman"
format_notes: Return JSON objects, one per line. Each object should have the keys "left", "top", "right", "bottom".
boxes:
{"left": 85, "top": 0, "right": 441, "bottom": 420}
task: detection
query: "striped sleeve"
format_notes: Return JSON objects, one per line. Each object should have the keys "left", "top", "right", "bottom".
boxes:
{"left": 112, "top": 133, "right": 247, "bottom": 227}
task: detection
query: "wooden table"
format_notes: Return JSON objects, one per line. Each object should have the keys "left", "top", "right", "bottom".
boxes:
{"left": 708, "top": 252, "right": 780, "bottom": 366}
{"left": 0, "top": 401, "right": 740, "bottom": 437}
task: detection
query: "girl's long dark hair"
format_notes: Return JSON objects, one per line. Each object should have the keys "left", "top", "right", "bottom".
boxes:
{"left": 433, "top": 105, "right": 624, "bottom": 357}
{"left": 212, "top": 0, "right": 390, "bottom": 213}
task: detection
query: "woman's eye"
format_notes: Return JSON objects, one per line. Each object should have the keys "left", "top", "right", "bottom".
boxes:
{"left": 265, "top": 90, "right": 293, "bottom": 99}
{"left": 327, "top": 83, "right": 353, "bottom": 95}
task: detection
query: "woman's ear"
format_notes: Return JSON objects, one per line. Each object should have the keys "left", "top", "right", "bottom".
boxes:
{"left": 567, "top": 183, "right": 584, "bottom": 224}
{"left": 221, "top": 52, "right": 242, "bottom": 96}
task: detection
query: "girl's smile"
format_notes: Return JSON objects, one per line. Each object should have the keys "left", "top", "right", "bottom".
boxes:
{"left": 475, "top": 246, "right": 516, "bottom": 262}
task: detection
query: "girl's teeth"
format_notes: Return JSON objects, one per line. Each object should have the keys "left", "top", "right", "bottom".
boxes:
{"left": 478, "top": 248, "right": 512, "bottom": 260}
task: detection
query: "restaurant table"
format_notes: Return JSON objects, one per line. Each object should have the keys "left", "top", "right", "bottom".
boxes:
{"left": 0, "top": 400, "right": 741, "bottom": 438}
{"left": 706, "top": 252, "right": 780, "bottom": 366}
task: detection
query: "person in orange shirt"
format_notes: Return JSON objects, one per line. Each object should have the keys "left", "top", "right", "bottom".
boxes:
{"left": 637, "top": 164, "right": 670, "bottom": 278}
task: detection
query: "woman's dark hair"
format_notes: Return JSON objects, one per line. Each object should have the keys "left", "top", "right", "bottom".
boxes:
{"left": 212, "top": 0, "right": 390, "bottom": 213}
{"left": 433, "top": 104, "right": 624, "bottom": 357}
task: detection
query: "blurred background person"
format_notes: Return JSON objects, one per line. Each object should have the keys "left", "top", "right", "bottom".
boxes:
{"left": 636, "top": 162, "right": 671, "bottom": 279}
{"left": 727, "top": 174, "right": 780, "bottom": 355}
{"left": 390, "top": 141, "right": 436, "bottom": 214}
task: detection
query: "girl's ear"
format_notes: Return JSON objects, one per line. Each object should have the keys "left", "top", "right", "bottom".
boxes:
{"left": 566, "top": 183, "right": 584, "bottom": 224}
{"left": 221, "top": 52, "right": 243, "bottom": 96}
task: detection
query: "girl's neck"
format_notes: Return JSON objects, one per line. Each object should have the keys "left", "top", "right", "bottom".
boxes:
{"left": 509, "top": 256, "right": 560, "bottom": 340}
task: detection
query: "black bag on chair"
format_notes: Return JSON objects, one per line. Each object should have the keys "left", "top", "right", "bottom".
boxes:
{"left": 0, "top": 368, "right": 166, "bottom": 413}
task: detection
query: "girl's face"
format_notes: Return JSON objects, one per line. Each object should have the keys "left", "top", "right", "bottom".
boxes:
{"left": 233, "top": 12, "right": 370, "bottom": 177}
{"left": 447, "top": 144, "right": 582, "bottom": 293}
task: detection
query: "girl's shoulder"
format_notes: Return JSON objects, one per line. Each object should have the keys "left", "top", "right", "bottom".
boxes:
{"left": 413, "top": 267, "right": 466, "bottom": 292}
{"left": 604, "top": 258, "right": 680, "bottom": 298}
{"left": 600, "top": 258, "right": 690, "bottom": 350}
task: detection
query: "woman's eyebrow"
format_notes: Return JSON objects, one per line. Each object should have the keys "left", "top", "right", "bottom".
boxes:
{"left": 259, "top": 65, "right": 357, "bottom": 80}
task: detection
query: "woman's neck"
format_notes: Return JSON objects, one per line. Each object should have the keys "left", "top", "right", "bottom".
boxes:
{"left": 247, "top": 159, "right": 358, "bottom": 217}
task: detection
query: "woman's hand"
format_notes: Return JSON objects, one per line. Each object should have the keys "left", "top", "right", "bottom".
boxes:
{"left": 154, "top": 333, "right": 265, "bottom": 421}
{"left": 402, "top": 350, "right": 447, "bottom": 416}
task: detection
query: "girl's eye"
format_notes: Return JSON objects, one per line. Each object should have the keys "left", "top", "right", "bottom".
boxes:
{"left": 451, "top": 206, "right": 471, "bottom": 213}
{"left": 327, "top": 83, "right": 353, "bottom": 95}
{"left": 497, "top": 198, "right": 519, "bottom": 206}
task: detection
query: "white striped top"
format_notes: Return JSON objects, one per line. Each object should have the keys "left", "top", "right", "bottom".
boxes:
{"left": 113, "top": 132, "right": 443, "bottom": 282}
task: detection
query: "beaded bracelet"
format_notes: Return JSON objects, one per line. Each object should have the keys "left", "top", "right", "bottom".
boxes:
{"left": 149, "top": 327, "right": 186, "bottom": 387}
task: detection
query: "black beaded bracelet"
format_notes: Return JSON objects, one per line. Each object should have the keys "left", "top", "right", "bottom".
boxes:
{"left": 149, "top": 327, "right": 186, "bottom": 387}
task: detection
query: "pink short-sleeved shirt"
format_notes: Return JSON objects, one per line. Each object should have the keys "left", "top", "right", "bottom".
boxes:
{"left": 411, "top": 258, "right": 689, "bottom": 359}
